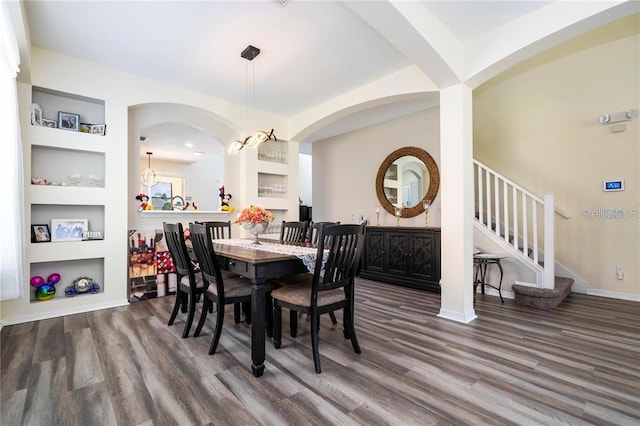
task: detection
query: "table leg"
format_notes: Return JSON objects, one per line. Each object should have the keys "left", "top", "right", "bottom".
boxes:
{"left": 251, "top": 279, "right": 266, "bottom": 377}
{"left": 496, "top": 260, "right": 505, "bottom": 304}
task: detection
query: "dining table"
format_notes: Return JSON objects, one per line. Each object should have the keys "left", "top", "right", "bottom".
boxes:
{"left": 211, "top": 239, "right": 323, "bottom": 377}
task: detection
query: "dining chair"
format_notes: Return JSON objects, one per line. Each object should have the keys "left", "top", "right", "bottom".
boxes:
{"left": 272, "top": 223, "right": 365, "bottom": 373}
{"left": 279, "top": 221, "right": 309, "bottom": 243}
{"left": 163, "top": 222, "right": 205, "bottom": 338}
{"left": 189, "top": 223, "right": 259, "bottom": 354}
{"left": 196, "top": 220, "right": 246, "bottom": 323}
{"left": 196, "top": 221, "right": 232, "bottom": 239}
{"left": 308, "top": 221, "right": 340, "bottom": 245}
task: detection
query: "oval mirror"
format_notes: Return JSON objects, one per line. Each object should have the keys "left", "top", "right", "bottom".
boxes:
{"left": 375, "top": 147, "right": 439, "bottom": 218}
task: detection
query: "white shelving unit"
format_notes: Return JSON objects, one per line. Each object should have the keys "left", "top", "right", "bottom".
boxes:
{"left": 24, "top": 87, "right": 110, "bottom": 307}
{"left": 239, "top": 139, "right": 299, "bottom": 237}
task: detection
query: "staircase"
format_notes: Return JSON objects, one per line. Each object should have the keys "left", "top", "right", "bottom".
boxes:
{"left": 474, "top": 160, "right": 572, "bottom": 309}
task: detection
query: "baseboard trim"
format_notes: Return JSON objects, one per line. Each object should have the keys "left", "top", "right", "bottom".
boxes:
{"left": 586, "top": 289, "right": 640, "bottom": 302}
{"left": 0, "top": 300, "right": 130, "bottom": 327}
{"left": 437, "top": 308, "right": 478, "bottom": 324}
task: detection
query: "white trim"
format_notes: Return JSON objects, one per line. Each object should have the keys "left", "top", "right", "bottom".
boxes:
{"left": 0, "top": 300, "right": 129, "bottom": 326}
{"left": 437, "top": 308, "right": 477, "bottom": 324}
{"left": 586, "top": 289, "right": 640, "bottom": 302}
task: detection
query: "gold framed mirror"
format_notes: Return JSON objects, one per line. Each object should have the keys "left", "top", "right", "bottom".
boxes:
{"left": 375, "top": 146, "right": 439, "bottom": 218}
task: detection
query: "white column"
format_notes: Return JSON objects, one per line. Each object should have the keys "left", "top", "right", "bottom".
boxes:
{"left": 437, "top": 84, "right": 477, "bottom": 323}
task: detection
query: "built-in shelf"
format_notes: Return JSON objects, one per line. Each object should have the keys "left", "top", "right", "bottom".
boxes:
{"left": 258, "top": 172, "right": 288, "bottom": 199}
{"left": 29, "top": 257, "right": 104, "bottom": 303}
{"left": 32, "top": 86, "right": 105, "bottom": 129}
{"left": 31, "top": 145, "right": 105, "bottom": 187}
{"left": 258, "top": 139, "right": 288, "bottom": 164}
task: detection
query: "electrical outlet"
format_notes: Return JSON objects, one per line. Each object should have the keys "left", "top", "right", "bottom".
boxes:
{"left": 616, "top": 266, "right": 624, "bottom": 280}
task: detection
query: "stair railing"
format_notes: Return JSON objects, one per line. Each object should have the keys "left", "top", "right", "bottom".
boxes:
{"left": 474, "top": 160, "right": 556, "bottom": 289}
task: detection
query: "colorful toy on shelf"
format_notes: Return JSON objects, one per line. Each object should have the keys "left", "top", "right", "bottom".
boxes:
{"left": 64, "top": 276, "right": 100, "bottom": 297}
{"left": 219, "top": 185, "right": 235, "bottom": 212}
{"left": 135, "top": 193, "right": 153, "bottom": 211}
{"left": 30, "top": 273, "right": 61, "bottom": 301}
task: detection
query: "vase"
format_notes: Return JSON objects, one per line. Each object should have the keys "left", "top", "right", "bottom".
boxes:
{"left": 244, "top": 222, "right": 269, "bottom": 244}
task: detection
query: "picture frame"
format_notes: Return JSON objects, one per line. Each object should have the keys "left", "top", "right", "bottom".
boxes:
{"left": 31, "top": 224, "right": 51, "bottom": 243}
{"left": 31, "top": 103, "right": 43, "bottom": 126}
{"left": 51, "top": 219, "right": 88, "bottom": 242}
{"left": 58, "top": 111, "right": 80, "bottom": 131}
{"left": 42, "top": 118, "right": 57, "bottom": 128}
{"left": 90, "top": 123, "right": 106, "bottom": 136}
{"left": 79, "top": 123, "right": 91, "bottom": 133}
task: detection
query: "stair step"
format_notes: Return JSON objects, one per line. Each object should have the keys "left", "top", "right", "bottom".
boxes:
{"left": 512, "top": 277, "right": 573, "bottom": 310}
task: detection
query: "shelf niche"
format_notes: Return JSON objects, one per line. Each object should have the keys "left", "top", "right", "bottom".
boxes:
{"left": 32, "top": 86, "right": 105, "bottom": 128}
{"left": 31, "top": 204, "right": 105, "bottom": 239}
{"left": 31, "top": 145, "right": 105, "bottom": 188}
{"left": 29, "top": 257, "right": 104, "bottom": 303}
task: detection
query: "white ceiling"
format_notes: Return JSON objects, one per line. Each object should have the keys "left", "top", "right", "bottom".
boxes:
{"left": 20, "top": 0, "right": 623, "bottom": 159}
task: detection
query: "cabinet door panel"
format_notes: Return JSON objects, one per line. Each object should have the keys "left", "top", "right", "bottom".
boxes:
{"left": 409, "top": 233, "right": 436, "bottom": 281}
{"left": 387, "top": 233, "right": 408, "bottom": 274}
{"left": 364, "top": 231, "right": 385, "bottom": 273}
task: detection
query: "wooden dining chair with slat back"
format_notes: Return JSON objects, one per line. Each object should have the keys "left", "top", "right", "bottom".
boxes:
{"left": 308, "top": 221, "right": 340, "bottom": 325}
{"left": 272, "top": 223, "right": 365, "bottom": 373}
{"left": 163, "top": 222, "right": 206, "bottom": 338}
{"left": 195, "top": 220, "right": 247, "bottom": 324}
{"left": 279, "top": 221, "right": 309, "bottom": 243}
{"left": 189, "top": 223, "right": 257, "bottom": 354}
{"left": 196, "top": 221, "right": 232, "bottom": 239}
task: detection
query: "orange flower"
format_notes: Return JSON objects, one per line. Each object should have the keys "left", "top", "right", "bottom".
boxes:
{"left": 234, "top": 205, "right": 275, "bottom": 225}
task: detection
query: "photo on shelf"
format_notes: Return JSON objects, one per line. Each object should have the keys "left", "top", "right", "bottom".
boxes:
{"left": 30, "top": 103, "right": 43, "bottom": 125}
{"left": 42, "top": 118, "right": 56, "bottom": 128}
{"left": 51, "top": 218, "right": 88, "bottom": 242}
{"left": 79, "top": 123, "right": 91, "bottom": 133}
{"left": 58, "top": 111, "right": 80, "bottom": 131}
{"left": 31, "top": 224, "right": 51, "bottom": 243}
{"left": 90, "top": 123, "right": 106, "bottom": 136}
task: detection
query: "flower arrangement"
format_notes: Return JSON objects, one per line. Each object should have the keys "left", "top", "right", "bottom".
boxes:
{"left": 234, "top": 205, "right": 275, "bottom": 226}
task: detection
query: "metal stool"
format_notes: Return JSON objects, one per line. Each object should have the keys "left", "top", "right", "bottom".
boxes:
{"left": 473, "top": 253, "right": 505, "bottom": 303}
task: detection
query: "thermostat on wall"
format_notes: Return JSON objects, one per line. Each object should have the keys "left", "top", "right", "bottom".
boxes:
{"left": 603, "top": 179, "right": 625, "bottom": 192}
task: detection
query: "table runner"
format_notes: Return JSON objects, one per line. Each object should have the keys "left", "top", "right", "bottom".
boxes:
{"left": 213, "top": 239, "right": 328, "bottom": 273}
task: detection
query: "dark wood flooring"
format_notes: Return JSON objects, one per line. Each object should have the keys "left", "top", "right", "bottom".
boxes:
{"left": 2, "top": 278, "right": 639, "bottom": 425}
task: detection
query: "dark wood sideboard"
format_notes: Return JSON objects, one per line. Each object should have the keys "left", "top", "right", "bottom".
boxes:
{"left": 360, "top": 226, "right": 441, "bottom": 293}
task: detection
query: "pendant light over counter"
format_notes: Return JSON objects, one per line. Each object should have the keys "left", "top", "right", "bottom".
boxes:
{"left": 140, "top": 150, "right": 159, "bottom": 187}
{"left": 229, "top": 45, "right": 277, "bottom": 154}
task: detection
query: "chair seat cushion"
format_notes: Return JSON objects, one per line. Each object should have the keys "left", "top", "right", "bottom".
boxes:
{"left": 206, "top": 276, "right": 253, "bottom": 298}
{"left": 272, "top": 283, "right": 344, "bottom": 308}
{"left": 179, "top": 273, "right": 204, "bottom": 291}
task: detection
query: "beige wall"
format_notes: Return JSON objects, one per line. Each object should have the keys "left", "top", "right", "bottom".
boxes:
{"left": 473, "top": 15, "right": 639, "bottom": 297}
{"left": 312, "top": 107, "right": 441, "bottom": 227}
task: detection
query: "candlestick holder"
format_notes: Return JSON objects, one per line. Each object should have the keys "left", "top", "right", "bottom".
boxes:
{"left": 375, "top": 206, "right": 380, "bottom": 226}
{"left": 394, "top": 206, "right": 402, "bottom": 226}
{"left": 423, "top": 200, "right": 431, "bottom": 227}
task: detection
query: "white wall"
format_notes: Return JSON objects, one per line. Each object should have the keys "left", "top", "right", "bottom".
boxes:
{"left": 313, "top": 107, "right": 440, "bottom": 226}
{"left": 474, "top": 16, "right": 639, "bottom": 299}
{"left": 298, "top": 153, "right": 312, "bottom": 206}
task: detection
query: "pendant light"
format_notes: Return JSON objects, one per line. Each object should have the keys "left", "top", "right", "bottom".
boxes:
{"left": 229, "top": 45, "right": 277, "bottom": 154}
{"left": 140, "top": 151, "right": 159, "bottom": 187}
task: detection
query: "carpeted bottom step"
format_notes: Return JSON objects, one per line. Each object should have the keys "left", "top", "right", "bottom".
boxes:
{"left": 512, "top": 277, "right": 573, "bottom": 310}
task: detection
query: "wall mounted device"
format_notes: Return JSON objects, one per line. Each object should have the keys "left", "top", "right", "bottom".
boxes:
{"left": 603, "top": 179, "right": 624, "bottom": 192}
{"left": 599, "top": 109, "right": 638, "bottom": 125}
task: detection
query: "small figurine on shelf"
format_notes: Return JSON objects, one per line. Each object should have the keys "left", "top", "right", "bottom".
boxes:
{"left": 219, "top": 185, "right": 235, "bottom": 212}
{"left": 64, "top": 276, "right": 100, "bottom": 297}
{"left": 30, "top": 273, "right": 61, "bottom": 301}
{"left": 136, "top": 193, "right": 153, "bottom": 211}
{"left": 31, "top": 177, "right": 50, "bottom": 185}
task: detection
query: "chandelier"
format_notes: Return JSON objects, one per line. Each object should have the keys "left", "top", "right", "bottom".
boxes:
{"left": 140, "top": 151, "right": 159, "bottom": 187}
{"left": 229, "top": 45, "right": 277, "bottom": 154}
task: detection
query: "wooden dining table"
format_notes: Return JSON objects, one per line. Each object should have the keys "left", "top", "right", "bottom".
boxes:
{"left": 212, "top": 240, "right": 310, "bottom": 377}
